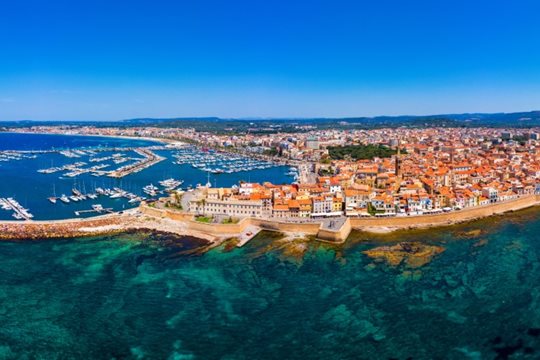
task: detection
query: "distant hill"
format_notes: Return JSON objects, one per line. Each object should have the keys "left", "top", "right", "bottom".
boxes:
{"left": 123, "top": 117, "right": 222, "bottom": 125}
{"left": 122, "top": 111, "right": 540, "bottom": 125}
{"left": 119, "top": 110, "right": 540, "bottom": 132}
{"left": 1, "top": 111, "right": 540, "bottom": 131}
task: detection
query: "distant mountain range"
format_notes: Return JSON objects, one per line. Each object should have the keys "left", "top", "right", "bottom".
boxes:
{"left": 2, "top": 111, "right": 540, "bottom": 131}
{"left": 124, "top": 111, "right": 540, "bottom": 124}
{"left": 120, "top": 111, "right": 540, "bottom": 132}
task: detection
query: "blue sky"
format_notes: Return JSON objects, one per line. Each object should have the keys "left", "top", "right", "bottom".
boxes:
{"left": 1, "top": 0, "right": 540, "bottom": 120}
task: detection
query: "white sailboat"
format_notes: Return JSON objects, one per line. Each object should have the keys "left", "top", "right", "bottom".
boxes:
{"left": 48, "top": 184, "right": 57, "bottom": 204}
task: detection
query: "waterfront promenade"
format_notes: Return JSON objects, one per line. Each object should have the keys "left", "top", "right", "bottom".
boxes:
{"left": 141, "top": 194, "right": 540, "bottom": 242}
{"left": 1, "top": 194, "right": 540, "bottom": 243}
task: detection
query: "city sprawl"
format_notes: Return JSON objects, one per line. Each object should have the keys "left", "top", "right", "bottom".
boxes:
{"left": 11, "top": 125, "right": 540, "bottom": 220}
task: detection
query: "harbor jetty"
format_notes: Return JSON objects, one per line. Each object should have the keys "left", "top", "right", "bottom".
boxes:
{"left": 108, "top": 149, "right": 165, "bottom": 178}
{"left": 0, "top": 198, "right": 34, "bottom": 220}
{"left": 0, "top": 209, "right": 219, "bottom": 243}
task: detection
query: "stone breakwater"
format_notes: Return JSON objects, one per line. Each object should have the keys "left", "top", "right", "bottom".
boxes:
{"left": 0, "top": 211, "right": 219, "bottom": 243}
{"left": 0, "top": 215, "right": 129, "bottom": 240}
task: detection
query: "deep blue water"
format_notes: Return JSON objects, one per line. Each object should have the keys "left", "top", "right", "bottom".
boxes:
{"left": 0, "top": 211, "right": 540, "bottom": 359}
{"left": 0, "top": 133, "right": 294, "bottom": 220}
{"left": 0, "top": 132, "right": 158, "bottom": 150}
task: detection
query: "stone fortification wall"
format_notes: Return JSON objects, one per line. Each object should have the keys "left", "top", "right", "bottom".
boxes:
{"left": 350, "top": 195, "right": 540, "bottom": 229}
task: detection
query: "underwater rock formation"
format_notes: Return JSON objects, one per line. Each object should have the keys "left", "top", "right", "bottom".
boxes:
{"left": 363, "top": 242, "right": 445, "bottom": 268}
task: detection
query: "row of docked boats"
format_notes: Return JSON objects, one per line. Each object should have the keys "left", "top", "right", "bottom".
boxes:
{"left": 143, "top": 178, "right": 184, "bottom": 196}
{"left": 38, "top": 162, "right": 88, "bottom": 174}
{"left": 38, "top": 154, "right": 141, "bottom": 179}
{"left": 0, "top": 197, "right": 34, "bottom": 220}
{"left": 0, "top": 151, "right": 37, "bottom": 162}
{"left": 48, "top": 176, "right": 184, "bottom": 207}
{"left": 96, "top": 187, "right": 146, "bottom": 203}
{"left": 59, "top": 149, "right": 98, "bottom": 158}
{"left": 37, "top": 147, "right": 147, "bottom": 179}
{"left": 172, "top": 148, "right": 277, "bottom": 174}
{"left": 49, "top": 187, "right": 146, "bottom": 205}
{"left": 159, "top": 178, "right": 184, "bottom": 191}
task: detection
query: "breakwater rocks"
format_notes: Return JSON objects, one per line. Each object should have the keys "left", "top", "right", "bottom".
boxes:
{"left": 0, "top": 211, "right": 221, "bottom": 245}
{"left": 0, "top": 216, "right": 128, "bottom": 240}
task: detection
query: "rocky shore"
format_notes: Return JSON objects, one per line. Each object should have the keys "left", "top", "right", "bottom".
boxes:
{"left": 0, "top": 209, "right": 220, "bottom": 244}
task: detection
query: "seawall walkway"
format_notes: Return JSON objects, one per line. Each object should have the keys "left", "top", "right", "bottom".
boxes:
{"left": 0, "top": 195, "right": 539, "bottom": 243}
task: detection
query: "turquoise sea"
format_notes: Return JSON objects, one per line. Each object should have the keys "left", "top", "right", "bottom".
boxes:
{"left": 1, "top": 209, "right": 540, "bottom": 359}
{"left": 1, "top": 132, "right": 540, "bottom": 358}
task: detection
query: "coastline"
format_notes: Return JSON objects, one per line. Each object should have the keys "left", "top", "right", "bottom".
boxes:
{"left": 1, "top": 130, "right": 539, "bottom": 243}
{"left": 139, "top": 194, "right": 540, "bottom": 243}
{"left": 0, "top": 208, "right": 221, "bottom": 245}
{"left": 1, "top": 194, "right": 539, "bottom": 244}
{"left": 0, "top": 130, "right": 180, "bottom": 220}
{"left": 349, "top": 194, "right": 540, "bottom": 233}
{"left": 0, "top": 130, "right": 172, "bottom": 147}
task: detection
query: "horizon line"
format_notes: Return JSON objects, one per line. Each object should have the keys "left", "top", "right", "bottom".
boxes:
{"left": 1, "top": 109, "right": 539, "bottom": 123}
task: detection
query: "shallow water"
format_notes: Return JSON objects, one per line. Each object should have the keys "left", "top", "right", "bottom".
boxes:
{"left": 1, "top": 210, "right": 540, "bottom": 358}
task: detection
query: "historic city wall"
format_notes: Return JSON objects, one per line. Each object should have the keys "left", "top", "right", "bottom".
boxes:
{"left": 139, "top": 205, "right": 193, "bottom": 221}
{"left": 350, "top": 194, "right": 540, "bottom": 229}
{"left": 139, "top": 204, "right": 250, "bottom": 234}
{"left": 250, "top": 218, "right": 321, "bottom": 235}
{"left": 138, "top": 195, "right": 540, "bottom": 242}
{"left": 187, "top": 217, "right": 252, "bottom": 235}
{"left": 1, "top": 194, "right": 535, "bottom": 242}
{"left": 139, "top": 205, "right": 336, "bottom": 239}
{"left": 317, "top": 217, "right": 352, "bottom": 243}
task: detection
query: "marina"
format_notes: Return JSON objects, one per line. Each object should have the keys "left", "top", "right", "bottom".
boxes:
{"left": 0, "top": 133, "right": 295, "bottom": 220}
{"left": 108, "top": 148, "right": 166, "bottom": 178}
{"left": 74, "top": 204, "right": 113, "bottom": 216}
{"left": 173, "top": 147, "right": 288, "bottom": 176}
{"left": 0, "top": 151, "right": 37, "bottom": 162}
{"left": 0, "top": 197, "right": 34, "bottom": 220}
